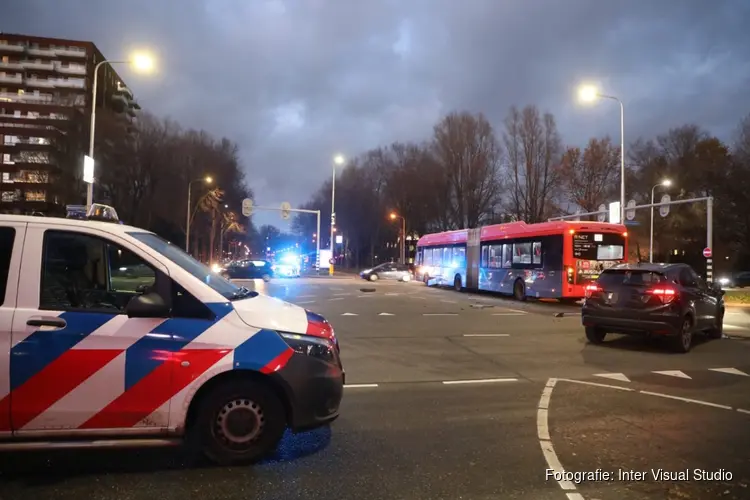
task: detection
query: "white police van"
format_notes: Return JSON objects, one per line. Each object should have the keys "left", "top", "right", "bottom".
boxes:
{"left": 0, "top": 205, "right": 344, "bottom": 464}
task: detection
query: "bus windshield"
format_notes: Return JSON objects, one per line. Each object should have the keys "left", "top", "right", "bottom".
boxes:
{"left": 572, "top": 232, "right": 626, "bottom": 261}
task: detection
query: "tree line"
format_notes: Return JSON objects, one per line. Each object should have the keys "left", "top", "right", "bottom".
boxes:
{"left": 292, "top": 106, "right": 750, "bottom": 272}
{"left": 45, "top": 105, "right": 253, "bottom": 262}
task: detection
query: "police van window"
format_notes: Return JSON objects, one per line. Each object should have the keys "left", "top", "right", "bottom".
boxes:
{"left": 0, "top": 227, "right": 16, "bottom": 306}
{"left": 40, "top": 231, "right": 155, "bottom": 312}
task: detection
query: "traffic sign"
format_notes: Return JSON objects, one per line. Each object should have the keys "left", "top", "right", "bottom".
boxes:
{"left": 703, "top": 247, "right": 712, "bottom": 258}
{"left": 241, "top": 198, "right": 253, "bottom": 217}
{"left": 597, "top": 204, "right": 606, "bottom": 222}
{"left": 331, "top": 212, "right": 336, "bottom": 225}
{"left": 659, "top": 194, "right": 671, "bottom": 217}
{"left": 608, "top": 201, "right": 621, "bottom": 224}
{"left": 625, "top": 199, "right": 636, "bottom": 221}
{"left": 281, "top": 201, "right": 291, "bottom": 220}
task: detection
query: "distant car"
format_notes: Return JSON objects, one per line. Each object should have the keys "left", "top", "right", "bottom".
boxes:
{"left": 581, "top": 263, "right": 725, "bottom": 353}
{"left": 221, "top": 259, "right": 273, "bottom": 282}
{"left": 717, "top": 271, "right": 750, "bottom": 289}
{"left": 360, "top": 263, "right": 412, "bottom": 282}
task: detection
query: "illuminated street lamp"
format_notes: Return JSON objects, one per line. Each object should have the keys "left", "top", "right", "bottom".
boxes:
{"left": 578, "top": 84, "right": 625, "bottom": 223}
{"left": 389, "top": 212, "right": 406, "bottom": 264}
{"left": 87, "top": 52, "right": 156, "bottom": 209}
{"left": 650, "top": 179, "right": 672, "bottom": 262}
{"left": 329, "top": 154, "right": 345, "bottom": 275}
{"left": 186, "top": 176, "right": 212, "bottom": 252}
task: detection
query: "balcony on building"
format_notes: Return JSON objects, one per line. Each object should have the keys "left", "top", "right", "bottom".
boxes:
{"left": 55, "top": 62, "right": 86, "bottom": 76}
{"left": 0, "top": 61, "right": 24, "bottom": 71}
{"left": 55, "top": 47, "right": 87, "bottom": 58}
{"left": 24, "top": 77, "right": 56, "bottom": 89}
{"left": 0, "top": 41, "right": 26, "bottom": 53}
{"left": 26, "top": 46, "right": 57, "bottom": 58}
{"left": 22, "top": 60, "right": 55, "bottom": 71}
{"left": 0, "top": 73, "right": 22, "bottom": 85}
{"left": 54, "top": 78, "right": 85, "bottom": 89}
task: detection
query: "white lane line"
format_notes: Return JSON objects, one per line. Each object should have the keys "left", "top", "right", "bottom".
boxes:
{"left": 737, "top": 408, "right": 750, "bottom": 415}
{"left": 378, "top": 312, "right": 395, "bottom": 316}
{"left": 441, "top": 299, "right": 458, "bottom": 303}
{"left": 332, "top": 293, "right": 351, "bottom": 297}
{"left": 423, "top": 313, "right": 458, "bottom": 316}
{"left": 344, "top": 384, "right": 379, "bottom": 388}
{"left": 639, "top": 391, "right": 733, "bottom": 410}
{"left": 594, "top": 373, "right": 631, "bottom": 383}
{"left": 357, "top": 294, "right": 376, "bottom": 298}
{"left": 653, "top": 370, "right": 691, "bottom": 379}
{"left": 566, "top": 494, "right": 586, "bottom": 500}
{"left": 709, "top": 367, "right": 748, "bottom": 376}
{"left": 442, "top": 378, "right": 518, "bottom": 385}
{"left": 295, "top": 301, "right": 316, "bottom": 305}
{"left": 504, "top": 308, "right": 527, "bottom": 313}
{"left": 537, "top": 378, "right": 578, "bottom": 492}
{"left": 491, "top": 313, "right": 526, "bottom": 316}
{"left": 463, "top": 334, "right": 510, "bottom": 337}
{"left": 384, "top": 293, "right": 400, "bottom": 296}
{"left": 341, "top": 313, "right": 358, "bottom": 316}
{"left": 328, "top": 297, "right": 344, "bottom": 301}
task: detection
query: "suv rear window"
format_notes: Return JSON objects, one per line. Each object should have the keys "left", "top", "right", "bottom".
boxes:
{"left": 597, "top": 270, "right": 666, "bottom": 287}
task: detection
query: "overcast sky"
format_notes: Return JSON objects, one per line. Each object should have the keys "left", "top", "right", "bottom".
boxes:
{"left": 5, "top": 0, "right": 750, "bottom": 228}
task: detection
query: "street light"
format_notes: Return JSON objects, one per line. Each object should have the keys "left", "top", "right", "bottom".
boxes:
{"left": 578, "top": 84, "right": 625, "bottom": 223}
{"left": 186, "top": 176, "right": 212, "bottom": 252}
{"left": 86, "top": 52, "right": 155, "bottom": 209}
{"left": 649, "top": 179, "right": 672, "bottom": 263}
{"left": 389, "top": 212, "right": 406, "bottom": 264}
{"left": 329, "top": 154, "right": 345, "bottom": 273}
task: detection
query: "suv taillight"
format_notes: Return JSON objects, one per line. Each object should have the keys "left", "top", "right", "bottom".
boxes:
{"left": 648, "top": 287, "right": 677, "bottom": 304}
{"left": 584, "top": 284, "right": 601, "bottom": 298}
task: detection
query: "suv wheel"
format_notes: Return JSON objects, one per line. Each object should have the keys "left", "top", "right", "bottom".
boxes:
{"left": 192, "top": 380, "right": 286, "bottom": 466}
{"left": 707, "top": 309, "right": 724, "bottom": 339}
{"left": 674, "top": 316, "right": 693, "bottom": 353}
{"left": 585, "top": 326, "right": 606, "bottom": 344}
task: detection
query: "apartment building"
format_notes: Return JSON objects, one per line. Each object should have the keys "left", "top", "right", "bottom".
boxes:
{"left": 0, "top": 33, "right": 140, "bottom": 215}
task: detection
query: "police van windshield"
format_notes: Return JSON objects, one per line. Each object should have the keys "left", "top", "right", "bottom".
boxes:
{"left": 128, "top": 232, "right": 253, "bottom": 300}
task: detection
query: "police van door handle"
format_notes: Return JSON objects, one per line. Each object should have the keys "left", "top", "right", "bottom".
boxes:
{"left": 27, "top": 317, "right": 67, "bottom": 329}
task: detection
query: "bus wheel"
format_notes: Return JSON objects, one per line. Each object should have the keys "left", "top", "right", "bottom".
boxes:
{"left": 453, "top": 274, "right": 462, "bottom": 291}
{"left": 513, "top": 279, "right": 527, "bottom": 301}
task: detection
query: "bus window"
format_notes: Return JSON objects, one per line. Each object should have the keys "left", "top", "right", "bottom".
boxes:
{"left": 443, "top": 247, "right": 451, "bottom": 266}
{"left": 532, "top": 241, "right": 542, "bottom": 265}
{"left": 425, "top": 248, "right": 433, "bottom": 266}
{"left": 489, "top": 244, "right": 502, "bottom": 268}
{"left": 502, "top": 244, "right": 512, "bottom": 268}
{"left": 481, "top": 245, "right": 489, "bottom": 267}
{"left": 513, "top": 242, "right": 532, "bottom": 264}
{"left": 417, "top": 249, "right": 423, "bottom": 265}
{"left": 453, "top": 246, "right": 466, "bottom": 267}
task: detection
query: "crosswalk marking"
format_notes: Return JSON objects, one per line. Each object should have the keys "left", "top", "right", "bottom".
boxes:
{"left": 594, "top": 373, "right": 631, "bottom": 383}
{"left": 378, "top": 312, "right": 394, "bottom": 316}
{"left": 341, "top": 313, "right": 358, "bottom": 316}
{"left": 653, "top": 370, "right": 692, "bottom": 379}
{"left": 709, "top": 367, "right": 748, "bottom": 376}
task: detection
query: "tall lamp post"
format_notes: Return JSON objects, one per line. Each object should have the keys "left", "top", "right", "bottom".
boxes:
{"left": 329, "top": 154, "right": 345, "bottom": 275}
{"left": 649, "top": 179, "right": 672, "bottom": 263}
{"left": 186, "top": 176, "right": 212, "bottom": 252}
{"left": 389, "top": 212, "right": 406, "bottom": 264}
{"left": 578, "top": 84, "right": 626, "bottom": 222}
{"left": 87, "top": 52, "right": 154, "bottom": 210}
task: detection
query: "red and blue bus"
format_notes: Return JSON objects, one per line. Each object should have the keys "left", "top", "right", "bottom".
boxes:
{"left": 415, "top": 220, "right": 628, "bottom": 301}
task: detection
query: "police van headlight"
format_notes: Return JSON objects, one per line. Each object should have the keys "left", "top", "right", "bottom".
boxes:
{"left": 280, "top": 332, "right": 336, "bottom": 363}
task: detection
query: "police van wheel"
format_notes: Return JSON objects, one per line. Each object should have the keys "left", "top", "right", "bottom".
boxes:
{"left": 194, "top": 380, "right": 286, "bottom": 465}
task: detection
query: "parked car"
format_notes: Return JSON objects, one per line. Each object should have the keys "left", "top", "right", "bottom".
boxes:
{"left": 581, "top": 262, "right": 725, "bottom": 353}
{"left": 360, "top": 263, "right": 413, "bottom": 282}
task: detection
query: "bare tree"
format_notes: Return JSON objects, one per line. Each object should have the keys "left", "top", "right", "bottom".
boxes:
{"left": 432, "top": 111, "right": 503, "bottom": 228}
{"left": 560, "top": 136, "right": 620, "bottom": 212}
{"left": 502, "top": 105, "right": 562, "bottom": 223}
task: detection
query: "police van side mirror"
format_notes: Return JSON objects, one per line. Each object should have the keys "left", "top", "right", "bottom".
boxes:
{"left": 126, "top": 292, "right": 169, "bottom": 318}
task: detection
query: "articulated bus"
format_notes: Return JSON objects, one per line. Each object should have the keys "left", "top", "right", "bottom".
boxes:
{"left": 415, "top": 221, "right": 629, "bottom": 301}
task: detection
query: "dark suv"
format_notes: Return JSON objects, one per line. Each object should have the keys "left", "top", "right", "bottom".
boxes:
{"left": 581, "top": 263, "right": 725, "bottom": 353}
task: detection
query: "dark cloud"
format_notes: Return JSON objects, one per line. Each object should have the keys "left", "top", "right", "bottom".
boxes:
{"left": 5, "top": 0, "right": 750, "bottom": 226}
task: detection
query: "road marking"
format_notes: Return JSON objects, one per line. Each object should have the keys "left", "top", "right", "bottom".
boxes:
{"left": 594, "top": 373, "right": 631, "bottom": 383}
{"left": 639, "top": 391, "right": 733, "bottom": 410}
{"left": 709, "top": 367, "right": 748, "bottom": 376}
{"left": 341, "top": 313, "right": 358, "bottom": 316}
{"left": 462, "top": 334, "right": 509, "bottom": 337}
{"left": 491, "top": 313, "right": 526, "bottom": 316}
{"left": 653, "top": 370, "right": 691, "bottom": 379}
{"left": 537, "top": 379, "right": 577, "bottom": 492}
{"left": 379, "top": 312, "right": 395, "bottom": 316}
{"left": 442, "top": 378, "right": 518, "bottom": 385}
{"left": 724, "top": 324, "right": 749, "bottom": 330}
{"left": 504, "top": 308, "right": 527, "bottom": 313}
{"left": 332, "top": 293, "right": 351, "bottom": 297}
{"left": 344, "top": 384, "right": 379, "bottom": 388}
{"left": 328, "top": 297, "right": 344, "bottom": 301}
{"left": 737, "top": 408, "right": 750, "bottom": 415}
{"left": 384, "top": 293, "right": 400, "bottom": 296}
{"left": 411, "top": 296, "right": 426, "bottom": 300}
{"left": 566, "top": 494, "right": 585, "bottom": 500}
{"left": 295, "top": 300, "right": 316, "bottom": 305}
{"left": 557, "top": 378, "right": 634, "bottom": 392}
{"left": 423, "top": 313, "right": 458, "bottom": 316}
{"left": 356, "top": 294, "right": 375, "bottom": 298}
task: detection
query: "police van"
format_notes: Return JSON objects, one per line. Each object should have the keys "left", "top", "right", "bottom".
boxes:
{"left": 0, "top": 205, "right": 344, "bottom": 464}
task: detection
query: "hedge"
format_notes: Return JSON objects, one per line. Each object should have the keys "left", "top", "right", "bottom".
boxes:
{"left": 724, "top": 290, "right": 750, "bottom": 305}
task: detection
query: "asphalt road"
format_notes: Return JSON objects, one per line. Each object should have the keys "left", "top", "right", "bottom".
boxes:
{"left": 2, "top": 277, "right": 749, "bottom": 500}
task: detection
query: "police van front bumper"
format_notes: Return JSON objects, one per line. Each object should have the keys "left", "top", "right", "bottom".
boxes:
{"left": 272, "top": 351, "right": 344, "bottom": 432}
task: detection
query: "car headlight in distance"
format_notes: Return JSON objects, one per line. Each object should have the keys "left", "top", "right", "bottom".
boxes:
{"left": 362, "top": 269, "right": 372, "bottom": 274}
{"left": 719, "top": 277, "right": 730, "bottom": 285}
{"left": 280, "top": 332, "right": 336, "bottom": 364}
